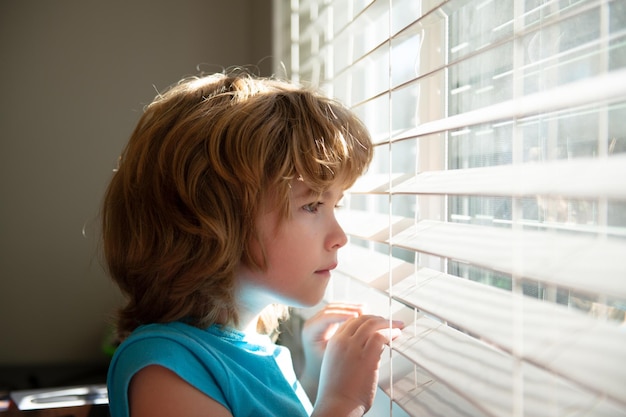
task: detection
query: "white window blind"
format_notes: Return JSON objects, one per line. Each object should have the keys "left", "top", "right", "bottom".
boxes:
{"left": 273, "top": 0, "right": 626, "bottom": 416}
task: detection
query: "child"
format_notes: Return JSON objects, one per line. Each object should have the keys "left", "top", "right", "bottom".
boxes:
{"left": 102, "top": 71, "right": 403, "bottom": 417}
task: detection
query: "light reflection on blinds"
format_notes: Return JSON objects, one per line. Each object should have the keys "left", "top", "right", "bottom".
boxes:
{"left": 274, "top": 0, "right": 626, "bottom": 416}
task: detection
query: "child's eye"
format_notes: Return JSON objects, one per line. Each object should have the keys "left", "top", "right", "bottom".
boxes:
{"left": 303, "top": 202, "right": 323, "bottom": 213}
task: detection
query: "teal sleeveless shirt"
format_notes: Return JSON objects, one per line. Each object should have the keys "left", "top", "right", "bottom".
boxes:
{"left": 107, "top": 321, "right": 313, "bottom": 417}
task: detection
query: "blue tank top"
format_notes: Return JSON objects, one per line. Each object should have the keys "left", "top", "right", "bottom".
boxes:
{"left": 107, "top": 321, "right": 313, "bottom": 417}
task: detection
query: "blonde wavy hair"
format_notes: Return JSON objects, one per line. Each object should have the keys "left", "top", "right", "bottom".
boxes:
{"left": 102, "top": 71, "right": 373, "bottom": 338}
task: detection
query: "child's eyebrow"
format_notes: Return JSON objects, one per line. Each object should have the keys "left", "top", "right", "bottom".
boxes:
{"left": 294, "top": 187, "right": 344, "bottom": 202}
{"left": 293, "top": 187, "right": 319, "bottom": 200}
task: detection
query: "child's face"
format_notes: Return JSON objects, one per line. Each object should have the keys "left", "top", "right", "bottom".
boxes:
{"left": 237, "top": 180, "right": 348, "bottom": 309}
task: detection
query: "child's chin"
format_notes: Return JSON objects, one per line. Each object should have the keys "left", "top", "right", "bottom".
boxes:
{"left": 293, "top": 295, "right": 325, "bottom": 309}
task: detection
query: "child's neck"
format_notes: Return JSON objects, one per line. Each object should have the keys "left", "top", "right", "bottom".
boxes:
{"left": 238, "top": 311, "right": 262, "bottom": 334}
{"left": 234, "top": 271, "right": 278, "bottom": 334}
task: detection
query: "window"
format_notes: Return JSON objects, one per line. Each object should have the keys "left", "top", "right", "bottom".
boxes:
{"left": 274, "top": 0, "right": 626, "bottom": 416}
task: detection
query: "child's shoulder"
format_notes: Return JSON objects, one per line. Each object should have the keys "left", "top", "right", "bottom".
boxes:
{"left": 118, "top": 321, "right": 224, "bottom": 354}
{"left": 113, "top": 322, "right": 205, "bottom": 366}
{"left": 109, "top": 322, "right": 227, "bottom": 390}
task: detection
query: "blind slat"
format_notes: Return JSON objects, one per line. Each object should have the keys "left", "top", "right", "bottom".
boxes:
{"left": 337, "top": 210, "right": 414, "bottom": 242}
{"left": 377, "top": 352, "right": 490, "bottom": 417}
{"left": 388, "top": 68, "right": 626, "bottom": 143}
{"left": 391, "top": 155, "right": 626, "bottom": 199}
{"left": 393, "top": 220, "right": 626, "bottom": 299}
{"left": 392, "top": 319, "right": 626, "bottom": 417}
{"left": 337, "top": 246, "right": 415, "bottom": 291}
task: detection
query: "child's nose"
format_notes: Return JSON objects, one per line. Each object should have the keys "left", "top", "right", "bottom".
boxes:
{"left": 328, "top": 218, "right": 348, "bottom": 250}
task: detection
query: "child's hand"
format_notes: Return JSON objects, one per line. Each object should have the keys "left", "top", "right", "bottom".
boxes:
{"left": 302, "top": 304, "right": 363, "bottom": 370}
{"left": 300, "top": 303, "right": 363, "bottom": 401}
{"left": 313, "top": 315, "right": 404, "bottom": 417}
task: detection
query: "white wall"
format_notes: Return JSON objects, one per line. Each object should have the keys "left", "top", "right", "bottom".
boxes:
{"left": 0, "top": 0, "right": 272, "bottom": 366}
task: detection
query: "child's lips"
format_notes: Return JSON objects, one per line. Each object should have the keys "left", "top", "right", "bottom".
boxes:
{"left": 316, "top": 263, "right": 337, "bottom": 274}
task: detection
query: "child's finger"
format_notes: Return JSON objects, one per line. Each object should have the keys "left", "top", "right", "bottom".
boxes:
{"left": 339, "top": 315, "right": 404, "bottom": 339}
{"left": 376, "top": 326, "right": 404, "bottom": 343}
{"left": 323, "top": 302, "right": 364, "bottom": 313}
{"left": 304, "top": 311, "right": 359, "bottom": 341}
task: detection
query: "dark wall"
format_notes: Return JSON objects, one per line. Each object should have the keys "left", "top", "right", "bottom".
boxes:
{"left": 0, "top": 0, "right": 273, "bottom": 367}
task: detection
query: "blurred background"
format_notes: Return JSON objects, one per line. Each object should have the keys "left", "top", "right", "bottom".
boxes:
{"left": 0, "top": 0, "right": 272, "bottom": 391}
